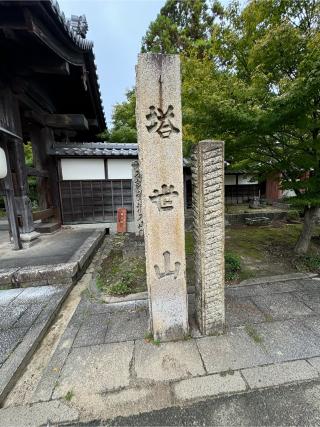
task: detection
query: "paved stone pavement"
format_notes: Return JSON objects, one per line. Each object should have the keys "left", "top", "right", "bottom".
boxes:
{"left": 0, "top": 229, "right": 94, "bottom": 269}
{"left": 0, "top": 285, "right": 71, "bottom": 405}
{"left": 3, "top": 275, "right": 319, "bottom": 425}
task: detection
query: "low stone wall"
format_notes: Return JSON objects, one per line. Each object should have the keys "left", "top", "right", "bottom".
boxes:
{"left": 226, "top": 211, "right": 287, "bottom": 225}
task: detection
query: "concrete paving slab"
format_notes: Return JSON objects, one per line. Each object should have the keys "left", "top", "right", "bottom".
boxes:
{"left": 197, "top": 329, "right": 272, "bottom": 374}
{"left": 13, "top": 286, "right": 62, "bottom": 304}
{"left": 296, "top": 279, "right": 320, "bottom": 292}
{"left": 251, "top": 293, "right": 313, "bottom": 320}
{"left": 307, "top": 357, "right": 320, "bottom": 373}
{"left": 295, "top": 291, "right": 320, "bottom": 314}
{"left": 0, "top": 327, "right": 28, "bottom": 365}
{"left": 0, "top": 288, "right": 23, "bottom": 306}
{"left": 261, "top": 280, "right": 304, "bottom": 294}
{"left": 254, "top": 319, "right": 320, "bottom": 362}
{"left": 0, "top": 229, "right": 93, "bottom": 269}
{"left": 0, "top": 399, "right": 79, "bottom": 427}
{"left": 226, "top": 296, "right": 266, "bottom": 327}
{"left": 73, "top": 313, "right": 110, "bottom": 348}
{"left": 242, "top": 360, "right": 318, "bottom": 389}
{"left": 80, "top": 384, "right": 173, "bottom": 420}
{"left": 32, "top": 322, "right": 81, "bottom": 403}
{"left": 104, "top": 309, "right": 149, "bottom": 343}
{"left": 225, "top": 285, "right": 265, "bottom": 299}
{"left": 0, "top": 285, "right": 70, "bottom": 405}
{"left": 174, "top": 372, "right": 246, "bottom": 401}
{"left": 13, "top": 304, "right": 44, "bottom": 328}
{"left": 52, "top": 341, "right": 134, "bottom": 398}
{"left": 134, "top": 340, "right": 205, "bottom": 382}
{"left": 303, "top": 316, "right": 320, "bottom": 336}
{"left": 0, "top": 304, "right": 28, "bottom": 329}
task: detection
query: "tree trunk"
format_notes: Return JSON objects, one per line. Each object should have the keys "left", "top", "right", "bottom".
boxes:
{"left": 294, "top": 206, "right": 320, "bottom": 255}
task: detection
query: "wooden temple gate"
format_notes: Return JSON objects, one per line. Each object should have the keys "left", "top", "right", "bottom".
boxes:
{"left": 0, "top": 1, "right": 105, "bottom": 249}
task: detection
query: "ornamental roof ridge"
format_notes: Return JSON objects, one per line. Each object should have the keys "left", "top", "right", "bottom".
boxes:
{"left": 49, "top": 0, "right": 93, "bottom": 51}
{"left": 47, "top": 0, "right": 105, "bottom": 125}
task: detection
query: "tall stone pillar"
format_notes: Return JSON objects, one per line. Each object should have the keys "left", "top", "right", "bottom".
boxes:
{"left": 132, "top": 160, "right": 143, "bottom": 237}
{"left": 136, "top": 53, "right": 188, "bottom": 341}
{"left": 191, "top": 140, "right": 225, "bottom": 335}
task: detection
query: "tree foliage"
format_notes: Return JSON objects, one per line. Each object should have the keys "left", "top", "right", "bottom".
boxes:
{"left": 99, "top": 89, "right": 137, "bottom": 144}
{"left": 106, "top": 0, "right": 320, "bottom": 252}
{"left": 146, "top": 0, "right": 320, "bottom": 252}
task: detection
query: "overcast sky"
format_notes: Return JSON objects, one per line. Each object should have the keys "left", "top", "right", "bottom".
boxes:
{"left": 59, "top": 0, "right": 165, "bottom": 129}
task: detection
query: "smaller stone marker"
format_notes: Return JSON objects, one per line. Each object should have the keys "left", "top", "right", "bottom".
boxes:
{"left": 132, "top": 160, "right": 143, "bottom": 236}
{"left": 117, "top": 208, "right": 127, "bottom": 233}
{"left": 136, "top": 53, "right": 188, "bottom": 341}
{"left": 191, "top": 140, "right": 225, "bottom": 335}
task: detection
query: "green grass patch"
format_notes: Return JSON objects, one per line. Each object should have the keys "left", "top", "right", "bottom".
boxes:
{"left": 245, "top": 324, "right": 263, "bottom": 344}
{"left": 64, "top": 390, "right": 74, "bottom": 402}
{"left": 97, "top": 247, "right": 146, "bottom": 296}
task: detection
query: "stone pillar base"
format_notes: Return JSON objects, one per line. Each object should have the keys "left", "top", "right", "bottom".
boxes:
{"left": 17, "top": 231, "right": 40, "bottom": 248}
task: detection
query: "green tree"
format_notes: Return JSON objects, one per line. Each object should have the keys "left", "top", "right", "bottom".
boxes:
{"left": 100, "top": 89, "right": 137, "bottom": 144}
{"left": 141, "top": 0, "right": 221, "bottom": 58}
{"left": 183, "top": 0, "right": 320, "bottom": 254}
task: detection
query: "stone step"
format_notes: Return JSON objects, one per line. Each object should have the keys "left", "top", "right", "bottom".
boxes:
{"left": 34, "top": 222, "right": 60, "bottom": 234}
{"left": 0, "top": 219, "right": 9, "bottom": 231}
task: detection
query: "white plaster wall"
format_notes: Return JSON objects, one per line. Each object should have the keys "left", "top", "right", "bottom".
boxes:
{"left": 238, "top": 175, "right": 258, "bottom": 185}
{"left": 225, "top": 175, "right": 236, "bottom": 185}
{"left": 61, "top": 159, "right": 105, "bottom": 180}
{"left": 107, "top": 159, "right": 133, "bottom": 179}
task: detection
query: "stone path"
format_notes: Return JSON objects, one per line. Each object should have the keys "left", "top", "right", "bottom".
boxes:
{"left": 0, "top": 285, "right": 71, "bottom": 405}
{"left": 3, "top": 275, "right": 320, "bottom": 425}
{"left": 0, "top": 229, "right": 104, "bottom": 287}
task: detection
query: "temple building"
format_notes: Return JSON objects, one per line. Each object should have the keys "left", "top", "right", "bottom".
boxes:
{"left": 0, "top": 0, "right": 105, "bottom": 249}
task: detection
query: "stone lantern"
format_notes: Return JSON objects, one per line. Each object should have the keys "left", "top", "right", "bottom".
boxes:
{"left": 0, "top": 147, "right": 7, "bottom": 179}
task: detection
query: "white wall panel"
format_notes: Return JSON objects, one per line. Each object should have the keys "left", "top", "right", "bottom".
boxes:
{"left": 107, "top": 159, "right": 133, "bottom": 179}
{"left": 61, "top": 158, "right": 105, "bottom": 180}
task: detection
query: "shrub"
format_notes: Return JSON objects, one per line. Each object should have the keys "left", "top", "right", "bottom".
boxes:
{"left": 225, "top": 252, "right": 241, "bottom": 281}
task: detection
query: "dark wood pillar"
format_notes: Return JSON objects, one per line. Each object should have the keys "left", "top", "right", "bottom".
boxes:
{"left": 29, "top": 125, "right": 61, "bottom": 223}
{"left": 1, "top": 87, "right": 35, "bottom": 235}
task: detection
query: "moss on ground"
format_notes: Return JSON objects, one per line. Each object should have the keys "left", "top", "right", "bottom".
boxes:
{"left": 97, "top": 235, "right": 147, "bottom": 296}
{"left": 98, "top": 223, "right": 320, "bottom": 295}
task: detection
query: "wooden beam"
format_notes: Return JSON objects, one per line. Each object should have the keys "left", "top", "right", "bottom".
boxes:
{"left": 30, "top": 62, "right": 70, "bottom": 76}
{"left": 88, "top": 119, "right": 98, "bottom": 128}
{"left": 26, "top": 166, "right": 49, "bottom": 178}
{"left": 33, "top": 208, "right": 57, "bottom": 222}
{"left": 44, "top": 114, "right": 89, "bottom": 130}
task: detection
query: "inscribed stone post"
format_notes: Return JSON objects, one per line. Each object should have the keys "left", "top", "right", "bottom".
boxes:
{"left": 136, "top": 53, "right": 188, "bottom": 341}
{"left": 132, "top": 160, "right": 143, "bottom": 237}
{"left": 191, "top": 140, "right": 225, "bottom": 335}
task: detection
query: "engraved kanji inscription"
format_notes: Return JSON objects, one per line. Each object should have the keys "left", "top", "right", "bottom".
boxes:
{"left": 146, "top": 105, "right": 180, "bottom": 138}
{"left": 154, "top": 251, "right": 181, "bottom": 279}
{"left": 149, "top": 184, "right": 179, "bottom": 211}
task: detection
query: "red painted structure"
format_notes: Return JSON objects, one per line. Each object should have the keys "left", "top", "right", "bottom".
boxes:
{"left": 117, "top": 208, "right": 127, "bottom": 233}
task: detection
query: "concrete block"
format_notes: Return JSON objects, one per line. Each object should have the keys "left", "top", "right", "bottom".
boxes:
{"left": 307, "top": 357, "right": 320, "bottom": 373}
{"left": 251, "top": 293, "right": 313, "bottom": 320}
{"left": 174, "top": 372, "right": 246, "bottom": 401}
{"left": 134, "top": 339, "right": 205, "bottom": 382}
{"left": 197, "top": 329, "right": 271, "bottom": 374}
{"left": 0, "top": 400, "right": 79, "bottom": 427}
{"left": 242, "top": 360, "right": 318, "bottom": 389}
{"left": 52, "top": 341, "right": 134, "bottom": 398}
